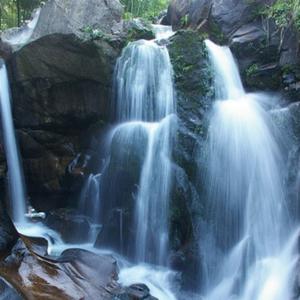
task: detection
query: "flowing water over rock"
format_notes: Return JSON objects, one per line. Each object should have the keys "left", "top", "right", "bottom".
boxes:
{"left": 0, "top": 60, "right": 26, "bottom": 224}
{"left": 113, "top": 37, "right": 176, "bottom": 265}
{"left": 200, "top": 40, "right": 299, "bottom": 300}
{"left": 75, "top": 26, "right": 178, "bottom": 298}
{"left": 0, "top": 60, "right": 65, "bottom": 255}
{"left": 1, "top": 8, "right": 41, "bottom": 47}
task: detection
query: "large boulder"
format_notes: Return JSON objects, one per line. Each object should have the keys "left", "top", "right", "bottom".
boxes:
{"left": 168, "top": 29, "right": 213, "bottom": 290}
{"left": 3, "top": 0, "right": 125, "bottom": 211}
{"left": 31, "top": 0, "right": 123, "bottom": 38}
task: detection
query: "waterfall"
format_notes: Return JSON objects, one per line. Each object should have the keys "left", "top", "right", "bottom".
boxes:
{"left": 0, "top": 60, "right": 26, "bottom": 224}
{"left": 200, "top": 40, "right": 299, "bottom": 300}
{"left": 113, "top": 36, "right": 176, "bottom": 265}
{"left": 2, "top": 8, "right": 41, "bottom": 47}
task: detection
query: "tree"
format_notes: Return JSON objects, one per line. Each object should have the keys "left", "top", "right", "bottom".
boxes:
{"left": 264, "top": 0, "right": 300, "bottom": 52}
{"left": 120, "top": 0, "right": 170, "bottom": 19}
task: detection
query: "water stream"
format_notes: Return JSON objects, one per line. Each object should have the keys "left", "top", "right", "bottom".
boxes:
{"left": 0, "top": 60, "right": 26, "bottom": 224}
{"left": 200, "top": 39, "right": 299, "bottom": 300}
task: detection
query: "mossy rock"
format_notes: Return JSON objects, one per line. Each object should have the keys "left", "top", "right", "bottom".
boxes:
{"left": 124, "top": 18, "right": 155, "bottom": 43}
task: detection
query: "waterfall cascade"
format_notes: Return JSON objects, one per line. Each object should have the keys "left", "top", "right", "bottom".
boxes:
{"left": 200, "top": 40, "right": 299, "bottom": 300}
{"left": 80, "top": 26, "right": 176, "bottom": 266}
{"left": 0, "top": 60, "right": 26, "bottom": 224}
{"left": 76, "top": 26, "right": 178, "bottom": 299}
{"left": 113, "top": 35, "right": 176, "bottom": 264}
{"left": 0, "top": 60, "right": 64, "bottom": 255}
{"left": 2, "top": 8, "right": 41, "bottom": 47}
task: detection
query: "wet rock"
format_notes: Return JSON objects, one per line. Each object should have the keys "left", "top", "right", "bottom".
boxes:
{"left": 167, "top": 0, "right": 300, "bottom": 98}
{"left": 125, "top": 283, "right": 157, "bottom": 300}
{"left": 0, "top": 278, "right": 21, "bottom": 300}
{"left": 123, "top": 19, "right": 155, "bottom": 41}
{"left": 0, "top": 237, "right": 157, "bottom": 300}
{"left": 45, "top": 208, "right": 92, "bottom": 244}
{"left": 0, "top": 239, "right": 119, "bottom": 299}
{"left": 168, "top": 29, "right": 213, "bottom": 291}
{"left": 271, "top": 102, "right": 300, "bottom": 221}
{"left": 0, "top": 39, "right": 12, "bottom": 60}
{"left": 6, "top": 30, "right": 121, "bottom": 210}
{"left": 0, "top": 201, "right": 18, "bottom": 260}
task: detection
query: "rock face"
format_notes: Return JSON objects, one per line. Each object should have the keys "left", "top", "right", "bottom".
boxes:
{"left": 166, "top": 0, "right": 300, "bottom": 99}
{"left": 0, "top": 201, "right": 18, "bottom": 260}
{"left": 168, "top": 30, "right": 213, "bottom": 290}
{"left": 271, "top": 102, "right": 300, "bottom": 220}
{"left": 8, "top": 33, "right": 119, "bottom": 210}
{"left": 30, "top": 0, "right": 123, "bottom": 40}
{"left": 1, "top": 0, "right": 125, "bottom": 211}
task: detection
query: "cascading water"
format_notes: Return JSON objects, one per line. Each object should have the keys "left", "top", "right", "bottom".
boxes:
{"left": 113, "top": 36, "right": 176, "bottom": 265}
{"left": 2, "top": 8, "right": 41, "bottom": 47}
{"left": 75, "top": 26, "right": 177, "bottom": 299}
{"left": 0, "top": 60, "right": 64, "bottom": 255}
{"left": 200, "top": 40, "right": 299, "bottom": 300}
{"left": 0, "top": 60, "right": 26, "bottom": 224}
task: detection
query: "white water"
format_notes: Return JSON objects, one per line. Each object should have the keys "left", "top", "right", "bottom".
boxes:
{"left": 200, "top": 40, "right": 299, "bottom": 300}
{"left": 0, "top": 61, "right": 26, "bottom": 224}
{"left": 113, "top": 34, "right": 176, "bottom": 264}
{"left": 75, "top": 26, "right": 177, "bottom": 298}
{"left": 0, "top": 61, "right": 66, "bottom": 256}
{"left": 152, "top": 24, "right": 174, "bottom": 40}
{"left": 2, "top": 8, "right": 41, "bottom": 47}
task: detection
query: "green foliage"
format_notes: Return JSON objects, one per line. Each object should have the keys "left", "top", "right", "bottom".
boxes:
{"left": 246, "top": 64, "right": 259, "bottom": 77}
{"left": 264, "top": 0, "right": 300, "bottom": 31}
{"left": 179, "top": 14, "right": 188, "bottom": 27}
{"left": 120, "top": 0, "right": 170, "bottom": 20}
{"left": 0, "top": 0, "right": 43, "bottom": 30}
{"left": 81, "top": 26, "right": 105, "bottom": 40}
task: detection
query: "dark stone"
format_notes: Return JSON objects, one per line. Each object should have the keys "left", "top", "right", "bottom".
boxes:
{"left": 123, "top": 19, "right": 155, "bottom": 41}
{"left": 44, "top": 208, "right": 92, "bottom": 244}
{"left": 168, "top": 29, "right": 213, "bottom": 291}
{"left": 5, "top": 32, "right": 121, "bottom": 210}
{"left": 0, "top": 39, "right": 12, "bottom": 60}
{"left": 0, "top": 278, "right": 21, "bottom": 300}
{"left": 0, "top": 201, "right": 18, "bottom": 260}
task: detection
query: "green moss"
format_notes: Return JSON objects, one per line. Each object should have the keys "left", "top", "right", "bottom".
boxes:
{"left": 208, "top": 20, "right": 227, "bottom": 44}
{"left": 246, "top": 63, "right": 259, "bottom": 77}
{"left": 168, "top": 30, "right": 212, "bottom": 99}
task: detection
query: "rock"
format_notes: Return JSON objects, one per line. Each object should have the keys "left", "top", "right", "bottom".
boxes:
{"left": 167, "top": 0, "right": 300, "bottom": 98}
{"left": 124, "top": 284, "right": 158, "bottom": 300}
{"left": 30, "top": 0, "right": 123, "bottom": 41}
{"left": 0, "top": 201, "right": 18, "bottom": 260}
{"left": 6, "top": 30, "right": 121, "bottom": 210}
{"left": 0, "top": 39, "right": 12, "bottom": 60}
{"left": 166, "top": 0, "right": 190, "bottom": 30}
{"left": 0, "top": 237, "right": 157, "bottom": 300}
{"left": 0, "top": 239, "right": 118, "bottom": 299}
{"left": 0, "top": 278, "right": 21, "bottom": 300}
{"left": 168, "top": 29, "right": 213, "bottom": 291}
{"left": 123, "top": 19, "right": 155, "bottom": 41}
{"left": 168, "top": 0, "right": 276, "bottom": 35}
{"left": 44, "top": 208, "right": 92, "bottom": 244}
{"left": 271, "top": 102, "right": 300, "bottom": 221}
